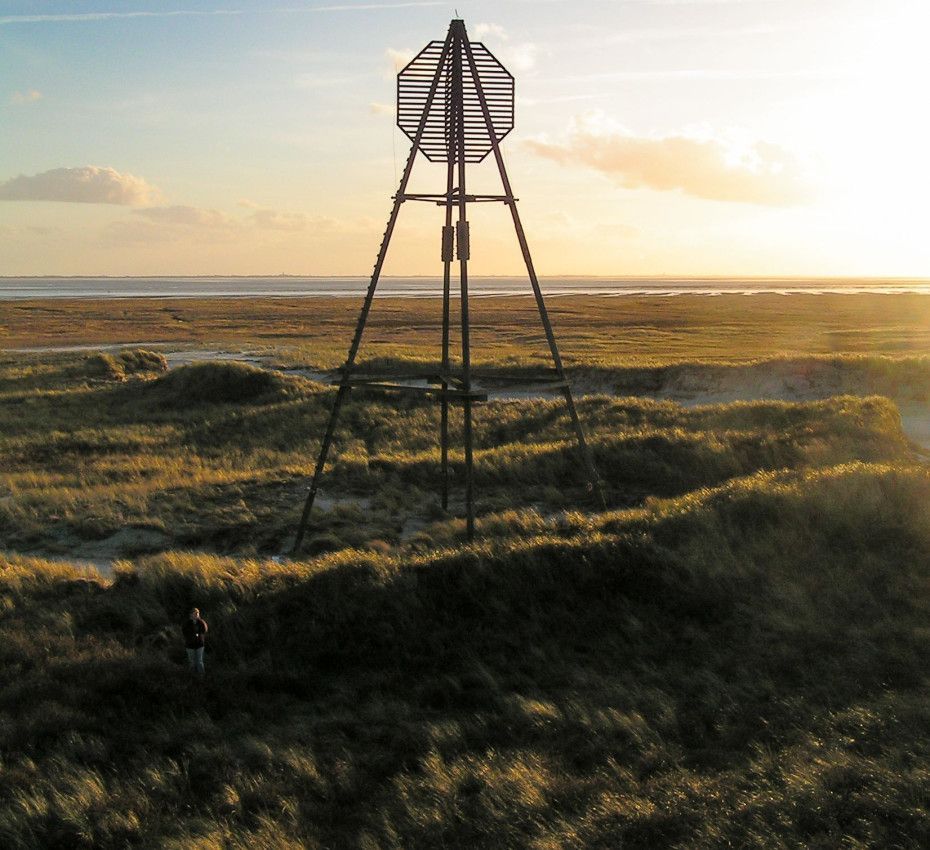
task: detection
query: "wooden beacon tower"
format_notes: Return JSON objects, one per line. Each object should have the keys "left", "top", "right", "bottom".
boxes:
{"left": 292, "top": 18, "right": 604, "bottom": 551}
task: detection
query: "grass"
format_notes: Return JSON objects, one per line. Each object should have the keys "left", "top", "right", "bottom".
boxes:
{"left": 2, "top": 462, "right": 930, "bottom": 846}
{"left": 0, "top": 351, "right": 916, "bottom": 558}
{"left": 8, "top": 291, "right": 930, "bottom": 366}
{"left": 83, "top": 349, "right": 168, "bottom": 382}
{"left": 3, "top": 293, "right": 930, "bottom": 845}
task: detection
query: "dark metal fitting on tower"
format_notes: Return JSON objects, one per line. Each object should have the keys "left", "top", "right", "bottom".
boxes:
{"left": 456, "top": 221, "right": 470, "bottom": 260}
{"left": 441, "top": 225, "right": 454, "bottom": 262}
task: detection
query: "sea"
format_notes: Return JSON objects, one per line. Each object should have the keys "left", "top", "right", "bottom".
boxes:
{"left": 1, "top": 276, "right": 930, "bottom": 299}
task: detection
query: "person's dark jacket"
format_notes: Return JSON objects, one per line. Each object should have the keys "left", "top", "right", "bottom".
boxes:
{"left": 182, "top": 617, "right": 208, "bottom": 649}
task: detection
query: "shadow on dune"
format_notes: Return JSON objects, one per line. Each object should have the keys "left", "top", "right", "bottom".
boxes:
{"left": 4, "top": 463, "right": 930, "bottom": 845}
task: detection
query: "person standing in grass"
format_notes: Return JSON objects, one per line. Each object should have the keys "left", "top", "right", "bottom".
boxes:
{"left": 183, "top": 607, "right": 208, "bottom": 675}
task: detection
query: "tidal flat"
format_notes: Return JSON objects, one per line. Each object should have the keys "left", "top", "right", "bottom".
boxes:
{"left": 2, "top": 293, "right": 930, "bottom": 847}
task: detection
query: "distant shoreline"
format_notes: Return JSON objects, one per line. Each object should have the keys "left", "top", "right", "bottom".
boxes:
{"left": 2, "top": 275, "right": 930, "bottom": 300}
{"left": 2, "top": 274, "right": 929, "bottom": 281}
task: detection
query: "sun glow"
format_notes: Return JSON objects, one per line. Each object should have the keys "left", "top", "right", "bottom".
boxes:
{"left": 1, "top": 0, "right": 928, "bottom": 276}
{"left": 805, "top": 1, "right": 930, "bottom": 273}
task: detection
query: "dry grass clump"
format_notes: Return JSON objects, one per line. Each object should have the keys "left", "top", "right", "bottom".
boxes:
{"left": 82, "top": 349, "right": 168, "bottom": 381}
{"left": 145, "top": 361, "right": 303, "bottom": 406}
{"left": 2, "top": 463, "right": 930, "bottom": 846}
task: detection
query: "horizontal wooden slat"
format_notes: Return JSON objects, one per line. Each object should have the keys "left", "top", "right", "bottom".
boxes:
{"left": 396, "top": 34, "right": 514, "bottom": 162}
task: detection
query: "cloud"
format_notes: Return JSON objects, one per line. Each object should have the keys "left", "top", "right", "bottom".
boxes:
{"left": 309, "top": 1, "right": 442, "bottom": 9}
{"left": 519, "top": 93, "right": 604, "bottom": 108}
{"left": 133, "top": 205, "right": 238, "bottom": 228}
{"left": 0, "top": 223, "right": 59, "bottom": 238}
{"left": 565, "top": 23, "right": 779, "bottom": 43}
{"left": 111, "top": 203, "right": 315, "bottom": 242}
{"left": 470, "top": 23, "right": 537, "bottom": 72}
{"left": 502, "top": 42, "right": 539, "bottom": 72}
{"left": 564, "top": 67, "right": 850, "bottom": 83}
{"left": 638, "top": 0, "right": 780, "bottom": 4}
{"left": 294, "top": 70, "right": 370, "bottom": 89}
{"left": 0, "top": 166, "right": 159, "bottom": 205}
{"left": 248, "top": 208, "right": 309, "bottom": 231}
{"left": 526, "top": 119, "right": 811, "bottom": 206}
{"left": 10, "top": 89, "right": 42, "bottom": 104}
{"left": 106, "top": 205, "right": 242, "bottom": 244}
{"left": 0, "top": 3, "right": 443, "bottom": 26}
{"left": 386, "top": 47, "right": 414, "bottom": 75}
{"left": 369, "top": 101, "right": 394, "bottom": 116}
{"left": 475, "top": 23, "right": 508, "bottom": 40}
{"left": 0, "top": 10, "right": 243, "bottom": 25}
{"left": 240, "top": 199, "right": 341, "bottom": 230}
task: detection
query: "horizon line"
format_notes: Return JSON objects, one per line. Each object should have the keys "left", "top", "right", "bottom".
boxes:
{"left": 3, "top": 274, "right": 930, "bottom": 282}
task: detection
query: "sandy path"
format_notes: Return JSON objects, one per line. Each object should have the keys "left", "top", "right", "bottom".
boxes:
{"left": 897, "top": 405, "right": 930, "bottom": 456}
{"left": 8, "top": 342, "right": 175, "bottom": 354}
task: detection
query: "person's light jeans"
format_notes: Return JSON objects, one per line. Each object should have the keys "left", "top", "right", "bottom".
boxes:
{"left": 186, "top": 647, "right": 205, "bottom": 674}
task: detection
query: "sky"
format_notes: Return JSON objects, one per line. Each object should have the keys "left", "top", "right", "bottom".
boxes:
{"left": 0, "top": 0, "right": 928, "bottom": 277}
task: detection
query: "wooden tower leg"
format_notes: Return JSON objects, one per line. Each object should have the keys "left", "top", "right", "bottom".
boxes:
{"left": 462, "top": 38, "right": 606, "bottom": 511}
{"left": 440, "top": 159, "right": 455, "bottom": 511}
{"left": 291, "top": 35, "right": 455, "bottom": 555}
{"left": 452, "top": 26, "right": 475, "bottom": 540}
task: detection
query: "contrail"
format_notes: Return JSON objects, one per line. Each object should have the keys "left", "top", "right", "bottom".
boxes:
{"left": 0, "top": 10, "right": 243, "bottom": 25}
{"left": 0, "top": 3, "right": 443, "bottom": 25}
